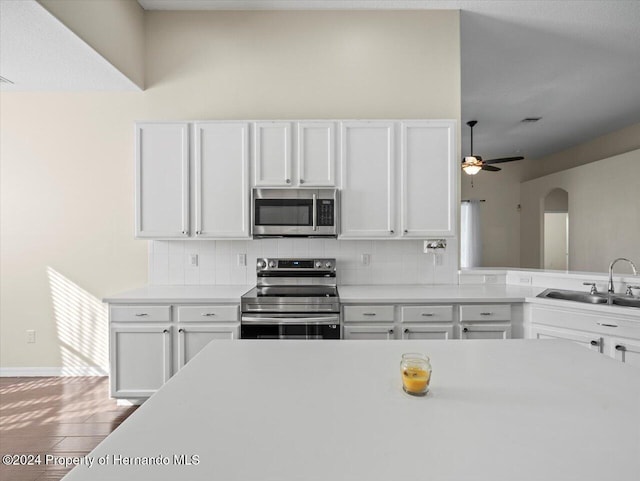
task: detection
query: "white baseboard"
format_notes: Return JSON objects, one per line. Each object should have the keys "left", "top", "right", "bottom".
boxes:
{"left": 0, "top": 366, "right": 108, "bottom": 377}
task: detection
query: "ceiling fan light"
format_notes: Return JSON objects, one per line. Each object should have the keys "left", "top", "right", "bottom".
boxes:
{"left": 462, "top": 156, "right": 482, "bottom": 175}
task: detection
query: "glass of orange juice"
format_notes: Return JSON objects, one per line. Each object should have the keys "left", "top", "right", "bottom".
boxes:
{"left": 400, "top": 353, "right": 431, "bottom": 396}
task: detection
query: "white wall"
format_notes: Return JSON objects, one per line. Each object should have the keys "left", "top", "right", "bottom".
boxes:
{"left": 521, "top": 148, "right": 640, "bottom": 272}
{"left": 0, "top": 10, "right": 461, "bottom": 371}
{"left": 543, "top": 213, "right": 568, "bottom": 270}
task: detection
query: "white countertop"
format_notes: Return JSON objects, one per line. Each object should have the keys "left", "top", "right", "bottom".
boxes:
{"left": 64, "top": 339, "right": 640, "bottom": 481}
{"left": 338, "top": 284, "right": 543, "bottom": 303}
{"left": 102, "top": 285, "right": 253, "bottom": 304}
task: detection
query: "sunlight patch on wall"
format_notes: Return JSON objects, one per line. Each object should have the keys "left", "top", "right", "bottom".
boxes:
{"left": 47, "top": 267, "right": 108, "bottom": 375}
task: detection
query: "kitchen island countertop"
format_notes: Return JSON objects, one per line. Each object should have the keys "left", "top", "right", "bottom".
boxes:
{"left": 63, "top": 339, "right": 640, "bottom": 481}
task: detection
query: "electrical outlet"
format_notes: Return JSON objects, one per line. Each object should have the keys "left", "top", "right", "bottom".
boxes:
{"left": 361, "top": 254, "right": 370, "bottom": 266}
{"left": 188, "top": 254, "right": 198, "bottom": 267}
{"left": 26, "top": 330, "right": 36, "bottom": 344}
{"left": 519, "top": 276, "right": 532, "bottom": 285}
{"left": 237, "top": 254, "right": 247, "bottom": 267}
{"left": 484, "top": 275, "right": 498, "bottom": 284}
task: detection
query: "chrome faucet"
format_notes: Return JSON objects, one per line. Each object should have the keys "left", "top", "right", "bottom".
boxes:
{"left": 608, "top": 258, "right": 638, "bottom": 294}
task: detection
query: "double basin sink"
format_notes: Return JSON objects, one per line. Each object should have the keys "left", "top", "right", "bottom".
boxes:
{"left": 537, "top": 289, "right": 640, "bottom": 309}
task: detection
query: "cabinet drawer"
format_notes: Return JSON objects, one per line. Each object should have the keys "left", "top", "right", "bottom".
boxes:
{"left": 460, "top": 304, "right": 511, "bottom": 321}
{"left": 401, "top": 305, "right": 453, "bottom": 323}
{"left": 110, "top": 305, "right": 171, "bottom": 323}
{"left": 176, "top": 305, "right": 239, "bottom": 323}
{"left": 343, "top": 305, "right": 395, "bottom": 322}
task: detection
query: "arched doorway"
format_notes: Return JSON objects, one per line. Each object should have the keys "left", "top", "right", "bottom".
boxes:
{"left": 543, "top": 188, "right": 569, "bottom": 270}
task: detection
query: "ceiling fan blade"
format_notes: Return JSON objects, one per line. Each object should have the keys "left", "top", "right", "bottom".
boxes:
{"left": 484, "top": 156, "right": 525, "bottom": 165}
{"left": 482, "top": 165, "right": 501, "bottom": 172}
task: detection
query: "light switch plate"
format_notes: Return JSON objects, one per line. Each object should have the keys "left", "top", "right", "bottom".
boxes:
{"left": 361, "top": 254, "right": 370, "bottom": 266}
{"left": 237, "top": 254, "right": 247, "bottom": 267}
{"left": 189, "top": 254, "right": 198, "bottom": 267}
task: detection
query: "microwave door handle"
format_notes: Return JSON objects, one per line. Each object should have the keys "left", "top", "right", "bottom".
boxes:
{"left": 312, "top": 193, "right": 317, "bottom": 231}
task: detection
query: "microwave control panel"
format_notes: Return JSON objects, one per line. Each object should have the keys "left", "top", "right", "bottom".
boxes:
{"left": 317, "top": 200, "right": 334, "bottom": 226}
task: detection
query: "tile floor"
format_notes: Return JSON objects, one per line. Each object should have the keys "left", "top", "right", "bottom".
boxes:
{"left": 0, "top": 377, "right": 137, "bottom": 481}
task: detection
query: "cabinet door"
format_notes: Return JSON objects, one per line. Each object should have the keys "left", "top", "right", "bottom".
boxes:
{"left": 343, "top": 324, "right": 396, "bottom": 340}
{"left": 400, "top": 121, "right": 456, "bottom": 237}
{"left": 110, "top": 325, "right": 172, "bottom": 398}
{"left": 401, "top": 325, "right": 453, "bottom": 340}
{"left": 460, "top": 323, "right": 512, "bottom": 340}
{"left": 253, "top": 122, "right": 292, "bottom": 186}
{"left": 340, "top": 122, "right": 395, "bottom": 238}
{"left": 609, "top": 337, "right": 640, "bottom": 367}
{"left": 297, "top": 122, "right": 336, "bottom": 186}
{"left": 177, "top": 324, "right": 239, "bottom": 369}
{"left": 194, "top": 122, "right": 250, "bottom": 238}
{"left": 135, "top": 123, "right": 189, "bottom": 238}
{"left": 530, "top": 324, "right": 603, "bottom": 353}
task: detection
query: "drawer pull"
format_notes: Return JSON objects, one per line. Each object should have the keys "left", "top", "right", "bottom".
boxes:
{"left": 388, "top": 329, "right": 394, "bottom": 334}
{"left": 178, "top": 328, "right": 184, "bottom": 333}
{"left": 597, "top": 322, "right": 618, "bottom": 328}
{"left": 201, "top": 313, "right": 217, "bottom": 317}
{"left": 363, "top": 313, "right": 377, "bottom": 316}
{"left": 163, "top": 329, "right": 169, "bottom": 334}
{"left": 404, "top": 328, "right": 410, "bottom": 334}
{"left": 590, "top": 340, "right": 599, "bottom": 346}
{"left": 463, "top": 327, "right": 469, "bottom": 333}
{"left": 135, "top": 313, "right": 148, "bottom": 317}
{"left": 615, "top": 344, "right": 626, "bottom": 351}
{"left": 421, "top": 313, "right": 434, "bottom": 317}
{"left": 480, "top": 312, "right": 493, "bottom": 316}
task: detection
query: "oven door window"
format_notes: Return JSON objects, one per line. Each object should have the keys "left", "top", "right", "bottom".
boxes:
{"left": 241, "top": 323, "right": 340, "bottom": 340}
{"left": 254, "top": 199, "right": 312, "bottom": 227}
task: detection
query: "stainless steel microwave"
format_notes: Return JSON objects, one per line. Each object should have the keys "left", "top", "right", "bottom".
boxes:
{"left": 252, "top": 188, "right": 338, "bottom": 238}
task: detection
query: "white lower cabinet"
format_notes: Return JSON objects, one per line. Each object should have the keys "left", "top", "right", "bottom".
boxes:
{"left": 110, "top": 324, "right": 173, "bottom": 398}
{"left": 343, "top": 324, "right": 395, "bottom": 340}
{"left": 177, "top": 323, "right": 239, "bottom": 368}
{"left": 529, "top": 304, "right": 640, "bottom": 365}
{"left": 401, "top": 325, "right": 453, "bottom": 340}
{"left": 460, "top": 323, "right": 512, "bottom": 340}
{"left": 110, "top": 303, "right": 240, "bottom": 400}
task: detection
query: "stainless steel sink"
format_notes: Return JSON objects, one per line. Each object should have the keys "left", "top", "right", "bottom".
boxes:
{"left": 538, "top": 289, "right": 609, "bottom": 304}
{"left": 537, "top": 288, "right": 640, "bottom": 309}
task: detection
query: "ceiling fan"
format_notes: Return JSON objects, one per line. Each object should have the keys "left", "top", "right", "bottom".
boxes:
{"left": 462, "top": 120, "right": 524, "bottom": 175}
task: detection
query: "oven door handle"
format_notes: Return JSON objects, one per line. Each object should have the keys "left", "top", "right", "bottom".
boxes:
{"left": 312, "top": 193, "right": 317, "bottom": 231}
{"left": 241, "top": 316, "right": 339, "bottom": 325}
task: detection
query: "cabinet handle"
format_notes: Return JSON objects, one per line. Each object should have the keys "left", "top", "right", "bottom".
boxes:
{"left": 363, "top": 313, "right": 376, "bottom": 316}
{"left": 463, "top": 327, "right": 469, "bottom": 333}
{"left": 196, "top": 231, "right": 201, "bottom": 235}
{"left": 388, "top": 329, "right": 394, "bottom": 334}
{"left": 421, "top": 313, "right": 434, "bottom": 317}
{"left": 201, "top": 313, "right": 216, "bottom": 317}
{"left": 404, "top": 230, "right": 408, "bottom": 234}
{"left": 299, "top": 179, "right": 304, "bottom": 184}
{"left": 178, "top": 328, "right": 184, "bottom": 333}
{"left": 590, "top": 340, "right": 599, "bottom": 346}
{"left": 615, "top": 344, "right": 626, "bottom": 351}
{"left": 390, "top": 230, "right": 394, "bottom": 234}
{"left": 163, "top": 329, "right": 169, "bottom": 334}
{"left": 597, "top": 322, "right": 618, "bottom": 328}
{"left": 286, "top": 178, "right": 291, "bottom": 184}
{"left": 480, "top": 312, "right": 493, "bottom": 316}
{"left": 182, "top": 230, "right": 188, "bottom": 235}
{"left": 135, "top": 313, "right": 148, "bottom": 317}
{"left": 404, "top": 328, "right": 410, "bottom": 334}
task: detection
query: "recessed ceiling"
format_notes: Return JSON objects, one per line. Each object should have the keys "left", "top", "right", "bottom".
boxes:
{"left": 137, "top": 0, "right": 640, "bottom": 160}
{"left": 0, "top": 0, "right": 140, "bottom": 91}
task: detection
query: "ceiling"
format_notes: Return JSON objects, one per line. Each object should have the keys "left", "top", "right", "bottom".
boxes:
{"left": 2, "top": 1, "right": 638, "bottom": 160}
{"left": 0, "top": 1, "right": 139, "bottom": 91}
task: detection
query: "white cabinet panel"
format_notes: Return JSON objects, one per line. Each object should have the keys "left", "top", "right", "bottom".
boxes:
{"left": 135, "top": 123, "right": 189, "bottom": 238}
{"left": 110, "top": 305, "right": 171, "bottom": 323}
{"left": 400, "top": 121, "right": 456, "bottom": 237}
{"left": 460, "top": 323, "right": 512, "bottom": 340}
{"left": 297, "top": 122, "right": 336, "bottom": 186}
{"left": 400, "top": 305, "right": 454, "bottom": 323}
{"left": 343, "top": 305, "right": 395, "bottom": 322}
{"left": 253, "top": 122, "right": 292, "bottom": 186}
{"left": 177, "top": 324, "right": 239, "bottom": 368}
{"left": 340, "top": 122, "right": 395, "bottom": 238}
{"left": 110, "top": 325, "right": 172, "bottom": 398}
{"left": 531, "top": 324, "right": 603, "bottom": 353}
{"left": 176, "top": 305, "right": 239, "bottom": 323}
{"left": 609, "top": 337, "right": 640, "bottom": 367}
{"left": 460, "top": 304, "right": 512, "bottom": 322}
{"left": 195, "top": 122, "right": 250, "bottom": 238}
{"left": 344, "top": 324, "right": 396, "bottom": 340}
{"left": 401, "top": 325, "right": 453, "bottom": 340}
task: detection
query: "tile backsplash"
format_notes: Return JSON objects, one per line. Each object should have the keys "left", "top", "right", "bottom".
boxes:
{"left": 149, "top": 239, "right": 458, "bottom": 286}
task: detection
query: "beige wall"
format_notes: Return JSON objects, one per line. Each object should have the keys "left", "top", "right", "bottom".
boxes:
{"left": 38, "top": 0, "right": 145, "bottom": 88}
{"left": 520, "top": 148, "right": 640, "bottom": 273}
{"left": 0, "top": 10, "right": 461, "bottom": 370}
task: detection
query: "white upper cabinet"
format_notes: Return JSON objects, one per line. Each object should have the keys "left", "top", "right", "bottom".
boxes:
{"left": 340, "top": 121, "right": 396, "bottom": 238}
{"left": 297, "top": 122, "right": 336, "bottom": 186}
{"left": 135, "top": 123, "right": 189, "bottom": 238}
{"left": 253, "top": 122, "right": 292, "bottom": 186}
{"left": 400, "top": 120, "right": 457, "bottom": 237}
{"left": 194, "top": 122, "right": 250, "bottom": 238}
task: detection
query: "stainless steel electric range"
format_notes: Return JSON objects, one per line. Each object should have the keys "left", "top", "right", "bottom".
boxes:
{"left": 240, "top": 258, "right": 340, "bottom": 339}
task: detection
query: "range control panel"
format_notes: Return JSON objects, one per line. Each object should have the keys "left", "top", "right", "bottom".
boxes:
{"left": 256, "top": 258, "right": 336, "bottom": 272}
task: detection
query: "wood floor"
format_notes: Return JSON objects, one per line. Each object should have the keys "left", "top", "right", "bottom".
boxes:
{"left": 0, "top": 377, "right": 137, "bottom": 481}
